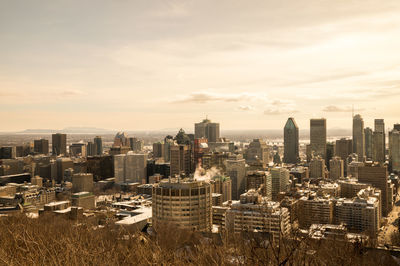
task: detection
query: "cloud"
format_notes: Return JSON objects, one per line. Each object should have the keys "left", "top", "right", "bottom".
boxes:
{"left": 263, "top": 108, "right": 298, "bottom": 115}
{"left": 59, "top": 89, "right": 86, "bottom": 96}
{"left": 172, "top": 91, "right": 267, "bottom": 104}
{"left": 323, "top": 105, "right": 364, "bottom": 112}
{"left": 237, "top": 105, "right": 254, "bottom": 111}
{"left": 263, "top": 99, "right": 298, "bottom": 115}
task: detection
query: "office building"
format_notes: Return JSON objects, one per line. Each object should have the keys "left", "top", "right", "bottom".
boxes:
{"left": 353, "top": 114, "right": 365, "bottom": 161}
{"left": 170, "top": 144, "right": 191, "bottom": 177}
{"left": 114, "top": 152, "right": 148, "bottom": 184}
{"left": 114, "top": 132, "right": 129, "bottom": 147}
{"left": 94, "top": 136, "right": 103, "bottom": 155}
{"left": 56, "top": 157, "right": 74, "bottom": 183}
{"left": 310, "top": 118, "right": 327, "bottom": 160}
{"left": 34, "top": 139, "right": 49, "bottom": 155}
{"left": 194, "top": 118, "right": 220, "bottom": 143}
{"left": 72, "top": 173, "right": 94, "bottom": 193}
{"left": 152, "top": 142, "right": 164, "bottom": 158}
{"left": 163, "top": 137, "right": 174, "bottom": 162}
{"left": 152, "top": 178, "right": 212, "bottom": 231}
{"left": 246, "top": 171, "right": 272, "bottom": 199}
{"left": 210, "top": 175, "right": 232, "bottom": 202}
{"left": 329, "top": 156, "right": 344, "bottom": 180}
{"left": 309, "top": 157, "right": 326, "bottom": 179}
{"left": 129, "top": 137, "right": 143, "bottom": 152}
{"left": 283, "top": 117, "right": 299, "bottom": 164}
{"left": 193, "top": 138, "right": 209, "bottom": 168}
{"left": 271, "top": 167, "right": 290, "bottom": 201}
{"left": 373, "top": 119, "right": 385, "bottom": 163}
{"left": 358, "top": 162, "right": 391, "bottom": 216}
{"left": 87, "top": 142, "right": 95, "bottom": 157}
{"left": 52, "top": 133, "right": 67, "bottom": 156}
{"left": 69, "top": 143, "right": 86, "bottom": 157}
{"left": 365, "top": 127, "right": 373, "bottom": 160}
{"left": 245, "top": 139, "right": 270, "bottom": 166}
{"left": 226, "top": 154, "right": 246, "bottom": 200}
{"left": 389, "top": 126, "right": 400, "bottom": 172}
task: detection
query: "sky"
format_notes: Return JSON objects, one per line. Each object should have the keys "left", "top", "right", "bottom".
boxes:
{"left": 1, "top": 0, "right": 400, "bottom": 132}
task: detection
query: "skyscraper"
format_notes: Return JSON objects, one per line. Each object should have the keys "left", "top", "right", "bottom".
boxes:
{"left": 194, "top": 118, "right": 220, "bottom": 143}
{"left": 114, "top": 152, "right": 148, "bottom": 184}
{"left": 373, "top": 119, "right": 385, "bottom": 163}
{"left": 352, "top": 114, "right": 365, "bottom": 161}
{"left": 310, "top": 118, "right": 327, "bottom": 160}
{"left": 283, "top": 117, "right": 299, "bottom": 164}
{"left": 365, "top": 127, "right": 373, "bottom": 160}
{"left": 34, "top": 139, "right": 49, "bottom": 155}
{"left": 94, "top": 136, "right": 103, "bottom": 155}
{"left": 52, "top": 133, "right": 67, "bottom": 156}
{"left": 389, "top": 125, "right": 400, "bottom": 172}
{"left": 226, "top": 154, "right": 246, "bottom": 200}
{"left": 329, "top": 156, "right": 344, "bottom": 180}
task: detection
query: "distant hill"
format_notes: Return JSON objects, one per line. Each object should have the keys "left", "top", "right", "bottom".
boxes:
{"left": 20, "top": 127, "right": 114, "bottom": 134}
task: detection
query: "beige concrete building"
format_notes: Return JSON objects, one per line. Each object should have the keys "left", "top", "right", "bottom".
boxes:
{"left": 152, "top": 178, "right": 212, "bottom": 231}
{"left": 389, "top": 126, "right": 400, "bottom": 172}
{"left": 335, "top": 193, "right": 380, "bottom": 235}
{"left": 210, "top": 175, "right": 232, "bottom": 203}
{"left": 329, "top": 156, "right": 344, "bottom": 180}
{"left": 271, "top": 167, "right": 290, "bottom": 201}
{"left": 298, "top": 196, "right": 334, "bottom": 229}
{"left": 246, "top": 171, "right": 272, "bottom": 200}
{"left": 245, "top": 139, "right": 270, "bottom": 166}
{"left": 71, "top": 192, "right": 96, "bottom": 210}
{"left": 309, "top": 157, "right": 326, "bottom": 179}
{"left": 170, "top": 144, "right": 191, "bottom": 177}
{"left": 225, "top": 190, "right": 291, "bottom": 240}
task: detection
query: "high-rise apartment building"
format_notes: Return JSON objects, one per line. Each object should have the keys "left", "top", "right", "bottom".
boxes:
{"left": 353, "top": 114, "right": 365, "bottom": 161}
{"left": 69, "top": 143, "right": 86, "bottom": 157}
{"left": 271, "top": 167, "right": 290, "bottom": 201}
{"left": 335, "top": 138, "right": 352, "bottom": 161}
{"left": 94, "top": 136, "right": 103, "bottom": 155}
{"left": 34, "top": 139, "right": 49, "bottom": 155}
{"left": 226, "top": 154, "right": 246, "bottom": 200}
{"left": 335, "top": 194, "right": 380, "bottom": 234}
{"left": 225, "top": 191, "right": 291, "bottom": 240}
{"left": 329, "top": 156, "right": 344, "bottom": 180}
{"left": 194, "top": 118, "right": 220, "bottom": 143}
{"left": 52, "top": 133, "right": 67, "bottom": 156}
{"left": 283, "top": 117, "right": 299, "bottom": 164}
{"left": 170, "top": 144, "right": 191, "bottom": 177}
{"left": 152, "top": 178, "right": 212, "bottom": 231}
{"left": 373, "top": 119, "right": 385, "bottom": 163}
{"left": 298, "top": 197, "right": 334, "bottom": 229}
{"left": 310, "top": 118, "right": 327, "bottom": 160}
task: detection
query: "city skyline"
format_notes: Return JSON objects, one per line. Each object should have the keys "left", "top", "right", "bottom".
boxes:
{"left": 1, "top": 1, "right": 400, "bottom": 131}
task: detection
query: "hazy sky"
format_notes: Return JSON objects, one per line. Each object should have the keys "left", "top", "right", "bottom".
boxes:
{"left": 1, "top": 0, "right": 400, "bottom": 132}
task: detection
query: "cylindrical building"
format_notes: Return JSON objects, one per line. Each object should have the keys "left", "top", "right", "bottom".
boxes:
{"left": 152, "top": 178, "right": 212, "bottom": 231}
